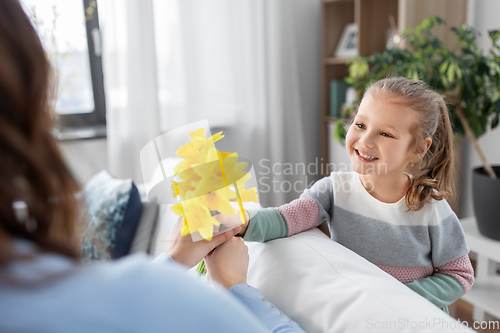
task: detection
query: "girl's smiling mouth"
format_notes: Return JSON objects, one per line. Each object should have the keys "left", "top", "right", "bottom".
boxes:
{"left": 355, "top": 149, "right": 379, "bottom": 162}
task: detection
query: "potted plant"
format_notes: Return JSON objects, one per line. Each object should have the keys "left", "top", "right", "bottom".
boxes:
{"left": 336, "top": 17, "right": 500, "bottom": 240}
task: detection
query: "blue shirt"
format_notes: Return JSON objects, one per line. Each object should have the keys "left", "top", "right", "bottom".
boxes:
{"left": 0, "top": 240, "right": 303, "bottom": 333}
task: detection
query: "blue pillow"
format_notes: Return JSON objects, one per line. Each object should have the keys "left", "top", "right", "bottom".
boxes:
{"left": 82, "top": 170, "right": 142, "bottom": 260}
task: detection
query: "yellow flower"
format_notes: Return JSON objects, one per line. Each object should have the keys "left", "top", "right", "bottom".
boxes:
{"left": 171, "top": 179, "right": 199, "bottom": 200}
{"left": 234, "top": 173, "right": 259, "bottom": 203}
{"left": 192, "top": 160, "right": 227, "bottom": 195}
{"left": 208, "top": 131, "right": 224, "bottom": 143}
{"left": 189, "top": 128, "right": 206, "bottom": 139}
{"left": 198, "top": 187, "right": 235, "bottom": 215}
{"left": 171, "top": 127, "right": 258, "bottom": 240}
{"left": 171, "top": 201, "right": 186, "bottom": 217}
{"left": 236, "top": 186, "right": 258, "bottom": 203}
{"left": 173, "top": 198, "right": 220, "bottom": 240}
{"left": 218, "top": 152, "right": 248, "bottom": 186}
{"left": 171, "top": 180, "right": 179, "bottom": 198}
{"left": 176, "top": 141, "right": 198, "bottom": 161}
{"left": 175, "top": 145, "right": 218, "bottom": 175}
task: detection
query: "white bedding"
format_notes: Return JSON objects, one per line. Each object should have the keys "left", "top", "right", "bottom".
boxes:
{"left": 150, "top": 200, "right": 472, "bottom": 332}
{"left": 247, "top": 228, "right": 472, "bottom": 333}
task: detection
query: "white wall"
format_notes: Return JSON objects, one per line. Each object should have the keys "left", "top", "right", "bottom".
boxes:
{"left": 460, "top": 0, "right": 500, "bottom": 218}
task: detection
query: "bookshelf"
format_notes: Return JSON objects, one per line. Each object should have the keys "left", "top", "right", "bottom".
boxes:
{"left": 321, "top": 0, "right": 398, "bottom": 174}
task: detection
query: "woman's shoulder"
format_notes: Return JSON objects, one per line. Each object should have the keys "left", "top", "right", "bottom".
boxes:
{"left": 0, "top": 247, "right": 256, "bottom": 332}
{"left": 75, "top": 253, "right": 231, "bottom": 309}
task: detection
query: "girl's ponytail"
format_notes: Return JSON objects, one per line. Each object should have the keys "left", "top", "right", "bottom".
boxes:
{"left": 405, "top": 97, "right": 454, "bottom": 211}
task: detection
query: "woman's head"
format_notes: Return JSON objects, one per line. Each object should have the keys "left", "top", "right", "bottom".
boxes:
{"left": 0, "top": 0, "right": 81, "bottom": 263}
{"left": 346, "top": 77, "right": 454, "bottom": 210}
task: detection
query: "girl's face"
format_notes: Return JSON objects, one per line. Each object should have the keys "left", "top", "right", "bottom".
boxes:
{"left": 345, "top": 94, "right": 418, "bottom": 177}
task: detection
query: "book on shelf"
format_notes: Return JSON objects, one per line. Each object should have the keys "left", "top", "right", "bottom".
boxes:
{"left": 329, "top": 79, "right": 349, "bottom": 118}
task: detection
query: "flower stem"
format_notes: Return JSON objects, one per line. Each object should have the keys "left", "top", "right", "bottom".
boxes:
{"left": 196, "top": 259, "right": 207, "bottom": 276}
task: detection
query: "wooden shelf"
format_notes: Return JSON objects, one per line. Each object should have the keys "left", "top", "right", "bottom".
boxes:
{"left": 323, "top": 0, "right": 353, "bottom": 4}
{"left": 324, "top": 57, "right": 351, "bottom": 65}
{"left": 324, "top": 116, "right": 339, "bottom": 123}
{"left": 321, "top": 0, "right": 396, "bottom": 173}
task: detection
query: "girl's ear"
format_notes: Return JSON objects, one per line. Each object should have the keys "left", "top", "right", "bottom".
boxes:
{"left": 411, "top": 137, "right": 432, "bottom": 163}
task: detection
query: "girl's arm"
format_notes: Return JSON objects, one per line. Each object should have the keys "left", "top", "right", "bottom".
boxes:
{"left": 406, "top": 254, "right": 474, "bottom": 308}
{"left": 240, "top": 176, "right": 335, "bottom": 242}
{"left": 406, "top": 205, "right": 474, "bottom": 308}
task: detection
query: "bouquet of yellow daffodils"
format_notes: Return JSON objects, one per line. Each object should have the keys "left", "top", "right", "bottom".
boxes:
{"left": 170, "top": 128, "right": 258, "bottom": 274}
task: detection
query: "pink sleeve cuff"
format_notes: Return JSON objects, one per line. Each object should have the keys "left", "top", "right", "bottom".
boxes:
{"left": 277, "top": 197, "right": 319, "bottom": 236}
{"left": 436, "top": 254, "right": 475, "bottom": 293}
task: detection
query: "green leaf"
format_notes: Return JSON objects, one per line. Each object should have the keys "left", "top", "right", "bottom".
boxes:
{"left": 333, "top": 120, "right": 348, "bottom": 145}
{"left": 447, "top": 63, "right": 456, "bottom": 83}
{"left": 435, "top": 16, "right": 446, "bottom": 25}
{"left": 490, "top": 61, "right": 500, "bottom": 76}
{"left": 492, "top": 91, "right": 500, "bottom": 103}
{"left": 492, "top": 113, "right": 499, "bottom": 129}
{"left": 412, "top": 70, "right": 419, "bottom": 81}
{"left": 196, "top": 260, "right": 207, "bottom": 276}
{"left": 439, "top": 61, "right": 449, "bottom": 74}
{"left": 489, "top": 30, "right": 500, "bottom": 44}
{"left": 455, "top": 64, "right": 463, "bottom": 80}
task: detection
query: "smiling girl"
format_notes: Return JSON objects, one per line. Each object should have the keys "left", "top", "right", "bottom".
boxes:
{"left": 224, "top": 77, "right": 474, "bottom": 312}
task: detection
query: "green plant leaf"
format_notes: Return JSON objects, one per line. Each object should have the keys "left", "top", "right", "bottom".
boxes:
{"left": 492, "top": 113, "right": 499, "bottom": 129}
{"left": 492, "top": 91, "right": 500, "bottom": 103}
{"left": 439, "top": 61, "right": 449, "bottom": 74}
{"left": 333, "top": 120, "right": 348, "bottom": 145}
{"left": 196, "top": 259, "right": 207, "bottom": 276}
{"left": 447, "top": 63, "right": 455, "bottom": 83}
{"left": 489, "top": 30, "right": 500, "bottom": 45}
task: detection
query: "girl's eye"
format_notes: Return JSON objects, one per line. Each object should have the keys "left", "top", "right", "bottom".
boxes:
{"left": 381, "top": 132, "right": 393, "bottom": 138}
{"left": 356, "top": 123, "right": 366, "bottom": 130}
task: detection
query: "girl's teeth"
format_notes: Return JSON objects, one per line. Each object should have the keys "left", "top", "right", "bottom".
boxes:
{"left": 358, "top": 150, "right": 377, "bottom": 160}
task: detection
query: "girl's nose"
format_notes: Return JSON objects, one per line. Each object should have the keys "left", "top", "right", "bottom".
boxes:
{"left": 359, "top": 132, "right": 375, "bottom": 148}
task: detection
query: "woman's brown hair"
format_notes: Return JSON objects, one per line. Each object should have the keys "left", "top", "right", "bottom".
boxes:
{"left": 0, "top": 0, "right": 82, "bottom": 264}
{"left": 365, "top": 77, "right": 454, "bottom": 211}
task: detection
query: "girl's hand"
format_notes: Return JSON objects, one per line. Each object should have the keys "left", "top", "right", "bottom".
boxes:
{"left": 204, "top": 237, "right": 249, "bottom": 290}
{"left": 166, "top": 218, "right": 242, "bottom": 268}
{"left": 214, "top": 210, "right": 250, "bottom": 236}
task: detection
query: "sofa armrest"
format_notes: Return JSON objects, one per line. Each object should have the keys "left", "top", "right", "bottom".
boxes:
{"left": 129, "top": 185, "right": 159, "bottom": 254}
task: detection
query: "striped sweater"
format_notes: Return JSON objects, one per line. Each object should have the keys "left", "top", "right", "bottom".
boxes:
{"left": 244, "top": 171, "right": 474, "bottom": 309}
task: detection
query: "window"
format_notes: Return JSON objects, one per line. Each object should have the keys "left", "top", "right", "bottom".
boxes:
{"left": 22, "top": 0, "right": 106, "bottom": 140}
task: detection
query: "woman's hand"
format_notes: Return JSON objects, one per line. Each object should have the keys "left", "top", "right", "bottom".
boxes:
{"left": 166, "top": 218, "right": 242, "bottom": 268}
{"left": 204, "top": 237, "right": 249, "bottom": 290}
{"left": 214, "top": 210, "right": 250, "bottom": 236}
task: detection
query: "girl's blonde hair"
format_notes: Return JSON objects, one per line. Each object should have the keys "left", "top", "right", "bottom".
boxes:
{"left": 365, "top": 77, "right": 454, "bottom": 211}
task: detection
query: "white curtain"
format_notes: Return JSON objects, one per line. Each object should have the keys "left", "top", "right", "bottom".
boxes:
{"left": 100, "top": 0, "right": 161, "bottom": 184}
{"left": 100, "top": 0, "right": 321, "bottom": 207}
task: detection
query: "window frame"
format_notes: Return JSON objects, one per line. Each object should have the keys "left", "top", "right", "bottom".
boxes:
{"left": 56, "top": 0, "right": 106, "bottom": 140}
